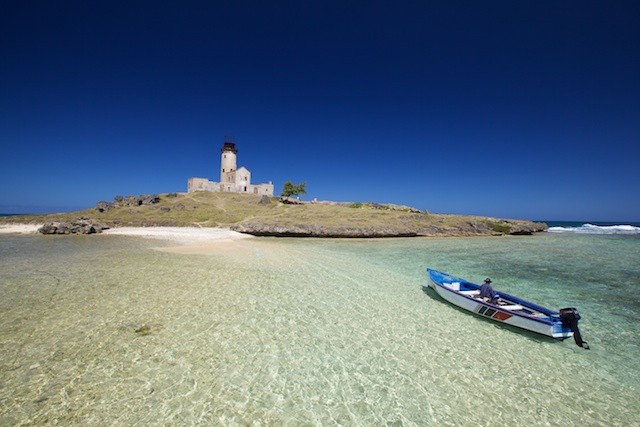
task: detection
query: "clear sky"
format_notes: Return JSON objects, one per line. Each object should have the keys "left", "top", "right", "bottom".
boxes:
{"left": 1, "top": 1, "right": 639, "bottom": 221}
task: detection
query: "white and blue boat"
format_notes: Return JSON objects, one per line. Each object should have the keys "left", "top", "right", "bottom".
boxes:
{"left": 427, "top": 268, "right": 588, "bottom": 348}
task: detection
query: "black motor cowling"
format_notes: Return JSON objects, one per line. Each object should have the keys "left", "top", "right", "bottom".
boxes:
{"left": 559, "top": 308, "right": 589, "bottom": 349}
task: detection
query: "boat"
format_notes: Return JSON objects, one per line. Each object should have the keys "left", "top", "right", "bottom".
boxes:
{"left": 426, "top": 268, "right": 588, "bottom": 348}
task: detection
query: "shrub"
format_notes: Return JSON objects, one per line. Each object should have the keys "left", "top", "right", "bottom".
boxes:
{"left": 489, "top": 222, "right": 511, "bottom": 233}
{"left": 281, "top": 181, "right": 306, "bottom": 197}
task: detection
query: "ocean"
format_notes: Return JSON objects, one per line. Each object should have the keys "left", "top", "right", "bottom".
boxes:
{"left": 1, "top": 224, "right": 639, "bottom": 425}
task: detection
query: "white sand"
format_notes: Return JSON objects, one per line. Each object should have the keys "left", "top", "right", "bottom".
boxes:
{"left": 0, "top": 224, "right": 42, "bottom": 234}
{"left": 102, "top": 226, "right": 251, "bottom": 245}
{"left": 0, "top": 224, "right": 251, "bottom": 246}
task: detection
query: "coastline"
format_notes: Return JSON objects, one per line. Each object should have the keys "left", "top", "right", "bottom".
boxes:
{"left": 0, "top": 224, "right": 251, "bottom": 245}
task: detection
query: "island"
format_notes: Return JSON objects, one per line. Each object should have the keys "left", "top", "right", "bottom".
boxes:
{"left": 0, "top": 192, "right": 547, "bottom": 237}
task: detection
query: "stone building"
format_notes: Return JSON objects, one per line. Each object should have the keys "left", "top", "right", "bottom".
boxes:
{"left": 187, "top": 141, "right": 274, "bottom": 196}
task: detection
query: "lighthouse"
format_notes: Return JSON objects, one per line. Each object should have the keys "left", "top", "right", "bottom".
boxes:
{"left": 220, "top": 142, "right": 238, "bottom": 183}
{"left": 187, "top": 137, "right": 273, "bottom": 196}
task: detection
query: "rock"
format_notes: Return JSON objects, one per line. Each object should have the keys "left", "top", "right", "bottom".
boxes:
{"left": 134, "top": 325, "right": 152, "bottom": 336}
{"left": 122, "top": 196, "right": 141, "bottom": 206}
{"left": 120, "top": 194, "right": 160, "bottom": 207}
{"left": 280, "top": 196, "right": 304, "bottom": 205}
{"left": 454, "top": 221, "right": 492, "bottom": 235}
{"left": 505, "top": 220, "right": 548, "bottom": 235}
{"left": 259, "top": 195, "right": 271, "bottom": 205}
{"left": 230, "top": 217, "right": 548, "bottom": 238}
{"left": 38, "top": 217, "right": 110, "bottom": 235}
{"left": 231, "top": 222, "right": 417, "bottom": 238}
{"left": 38, "top": 222, "right": 60, "bottom": 234}
{"left": 140, "top": 194, "right": 161, "bottom": 205}
{"left": 96, "top": 194, "right": 161, "bottom": 211}
{"left": 96, "top": 201, "right": 117, "bottom": 212}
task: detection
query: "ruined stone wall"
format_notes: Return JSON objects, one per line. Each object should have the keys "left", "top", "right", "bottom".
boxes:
{"left": 189, "top": 177, "right": 273, "bottom": 196}
{"left": 252, "top": 182, "right": 274, "bottom": 195}
{"left": 187, "top": 177, "right": 220, "bottom": 193}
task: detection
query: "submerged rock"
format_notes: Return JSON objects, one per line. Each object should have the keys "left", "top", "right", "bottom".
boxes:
{"left": 134, "top": 325, "right": 152, "bottom": 336}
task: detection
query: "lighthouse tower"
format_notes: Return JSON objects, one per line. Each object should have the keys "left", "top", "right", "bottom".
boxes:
{"left": 220, "top": 141, "right": 238, "bottom": 183}
{"left": 187, "top": 137, "right": 273, "bottom": 196}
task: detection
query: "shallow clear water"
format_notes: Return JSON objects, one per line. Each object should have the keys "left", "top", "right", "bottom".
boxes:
{"left": 1, "top": 233, "right": 639, "bottom": 425}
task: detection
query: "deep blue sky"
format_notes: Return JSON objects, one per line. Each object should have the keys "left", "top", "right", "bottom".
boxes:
{"left": 1, "top": 1, "right": 639, "bottom": 221}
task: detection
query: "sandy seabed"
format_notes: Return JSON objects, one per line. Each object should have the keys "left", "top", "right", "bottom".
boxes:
{"left": 0, "top": 224, "right": 255, "bottom": 255}
{"left": 104, "top": 226, "right": 259, "bottom": 255}
{"left": 1, "top": 225, "right": 639, "bottom": 425}
{"left": 102, "top": 226, "right": 251, "bottom": 244}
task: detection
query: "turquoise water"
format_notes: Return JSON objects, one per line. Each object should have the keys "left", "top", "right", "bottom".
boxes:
{"left": 1, "top": 231, "right": 639, "bottom": 425}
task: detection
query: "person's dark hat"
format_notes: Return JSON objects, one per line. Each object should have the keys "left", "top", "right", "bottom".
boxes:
{"left": 484, "top": 278, "right": 492, "bottom": 283}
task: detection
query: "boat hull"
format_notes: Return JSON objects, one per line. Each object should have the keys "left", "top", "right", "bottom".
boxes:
{"left": 427, "top": 269, "right": 573, "bottom": 339}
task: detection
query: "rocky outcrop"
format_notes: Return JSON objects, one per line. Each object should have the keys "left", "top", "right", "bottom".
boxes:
{"left": 38, "top": 217, "right": 110, "bottom": 235}
{"left": 96, "top": 194, "right": 161, "bottom": 212}
{"left": 366, "top": 203, "right": 423, "bottom": 213}
{"left": 280, "top": 196, "right": 304, "bottom": 205}
{"left": 96, "top": 201, "right": 116, "bottom": 212}
{"left": 231, "top": 219, "right": 547, "bottom": 238}
{"left": 505, "top": 220, "right": 548, "bottom": 235}
{"left": 231, "top": 222, "right": 418, "bottom": 237}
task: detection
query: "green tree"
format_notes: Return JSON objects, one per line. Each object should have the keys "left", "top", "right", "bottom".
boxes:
{"left": 281, "top": 181, "right": 307, "bottom": 198}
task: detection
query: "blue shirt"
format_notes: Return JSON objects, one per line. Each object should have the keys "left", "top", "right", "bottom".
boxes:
{"left": 480, "top": 283, "right": 496, "bottom": 300}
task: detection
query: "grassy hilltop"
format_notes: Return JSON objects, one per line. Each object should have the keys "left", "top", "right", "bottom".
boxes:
{"left": 2, "top": 192, "right": 547, "bottom": 237}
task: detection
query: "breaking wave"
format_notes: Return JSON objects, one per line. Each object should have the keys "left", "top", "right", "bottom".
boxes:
{"left": 548, "top": 223, "right": 640, "bottom": 235}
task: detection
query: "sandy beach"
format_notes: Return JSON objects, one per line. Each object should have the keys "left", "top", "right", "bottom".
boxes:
{"left": 0, "top": 224, "right": 251, "bottom": 246}
{"left": 0, "top": 224, "right": 41, "bottom": 234}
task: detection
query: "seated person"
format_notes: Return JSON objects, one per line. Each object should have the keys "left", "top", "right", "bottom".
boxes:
{"left": 480, "top": 278, "right": 498, "bottom": 302}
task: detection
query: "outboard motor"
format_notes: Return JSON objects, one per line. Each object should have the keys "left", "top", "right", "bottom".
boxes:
{"left": 559, "top": 308, "right": 589, "bottom": 349}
